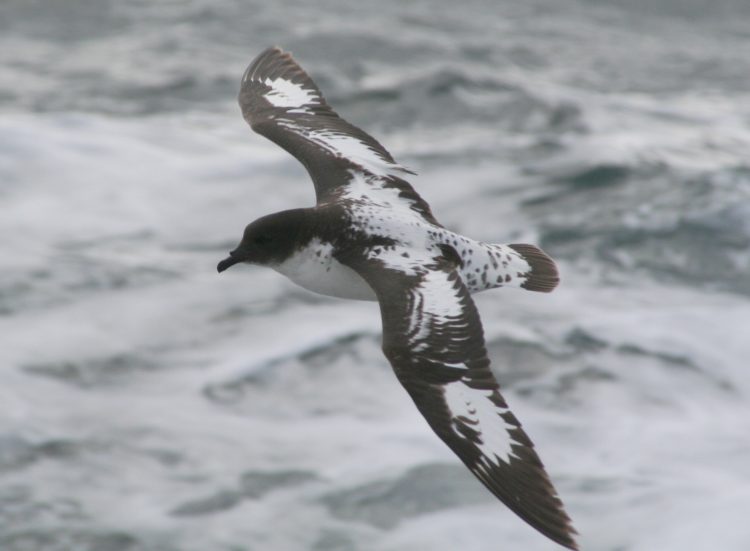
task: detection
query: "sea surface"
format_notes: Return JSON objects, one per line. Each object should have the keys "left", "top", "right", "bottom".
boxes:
{"left": 2, "top": 1, "right": 750, "bottom": 549}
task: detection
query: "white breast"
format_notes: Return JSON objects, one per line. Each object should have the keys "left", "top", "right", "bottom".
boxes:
{"left": 272, "top": 239, "right": 376, "bottom": 301}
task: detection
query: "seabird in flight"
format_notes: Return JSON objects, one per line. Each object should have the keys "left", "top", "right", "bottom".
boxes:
{"left": 217, "top": 47, "right": 577, "bottom": 550}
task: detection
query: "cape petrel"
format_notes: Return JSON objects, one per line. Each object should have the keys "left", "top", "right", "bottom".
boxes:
{"left": 218, "top": 47, "right": 577, "bottom": 550}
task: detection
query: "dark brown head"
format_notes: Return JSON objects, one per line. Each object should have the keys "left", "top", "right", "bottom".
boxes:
{"left": 217, "top": 209, "right": 308, "bottom": 273}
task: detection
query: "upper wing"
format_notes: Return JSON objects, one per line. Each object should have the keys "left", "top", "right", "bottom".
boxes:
{"left": 338, "top": 246, "right": 578, "bottom": 550}
{"left": 238, "top": 47, "right": 436, "bottom": 223}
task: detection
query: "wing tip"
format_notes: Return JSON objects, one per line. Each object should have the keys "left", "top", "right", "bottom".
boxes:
{"left": 239, "top": 46, "right": 327, "bottom": 117}
{"left": 471, "top": 460, "right": 579, "bottom": 549}
{"left": 258, "top": 45, "right": 295, "bottom": 67}
{"left": 554, "top": 528, "right": 580, "bottom": 551}
{"left": 241, "top": 45, "right": 293, "bottom": 84}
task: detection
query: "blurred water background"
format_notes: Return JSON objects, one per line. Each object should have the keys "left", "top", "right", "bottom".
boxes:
{"left": 2, "top": 0, "right": 750, "bottom": 549}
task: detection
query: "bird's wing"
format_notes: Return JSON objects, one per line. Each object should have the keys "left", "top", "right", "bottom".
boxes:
{"left": 337, "top": 245, "right": 578, "bottom": 551}
{"left": 238, "top": 47, "right": 438, "bottom": 225}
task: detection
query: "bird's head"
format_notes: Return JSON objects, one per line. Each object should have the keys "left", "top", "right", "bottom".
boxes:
{"left": 217, "top": 209, "right": 307, "bottom": 273}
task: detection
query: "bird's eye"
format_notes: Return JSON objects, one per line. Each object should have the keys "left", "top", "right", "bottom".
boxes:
{"left": 254, "top": 234, "right": 272, "bottom": 245}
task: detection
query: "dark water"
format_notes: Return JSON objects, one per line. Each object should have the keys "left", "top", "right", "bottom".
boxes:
{"left": 2, "top": 1, "right": 750, "bottom": 550}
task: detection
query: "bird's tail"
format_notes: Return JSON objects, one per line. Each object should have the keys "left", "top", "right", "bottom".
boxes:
{"left": 457, "top": 242, "right": 560, "bottom": 294}
{"left": 506, "top": 243, "right": 560, "bottom": 293}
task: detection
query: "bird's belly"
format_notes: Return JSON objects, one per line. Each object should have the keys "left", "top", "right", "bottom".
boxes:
{"left": 273, "top": 239, "right": 376, "bottom": 301}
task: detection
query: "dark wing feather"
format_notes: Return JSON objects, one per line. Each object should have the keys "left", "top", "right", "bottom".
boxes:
{"left": 338, "top": 247, "right": 578, "bottom": 550}
{"left": 238, "top": 47, "right": 437, "bottom": 223}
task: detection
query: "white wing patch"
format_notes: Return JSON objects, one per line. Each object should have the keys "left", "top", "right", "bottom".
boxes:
{"left": 416, "top": 269, "right": 466, "bottom": 320}
{"left": 443, "top": 380, "right": 518, "bottom": 464}
{"left": 274, "top": 121, "right": 410, "bottom": 178}
{"left": 261, "top": 77, "right": 320, "bottom": 112}
{"left": 310, "top": 129, "right": 404, "bottom": 176}
{"left": 406, "top": 269, "right": 469, "bottom": 352}
{"left": 363, "top": 247, "right": 471, "bottom": 357}
{"left": 342, "top": 171, "right": 426, "bottom": 224}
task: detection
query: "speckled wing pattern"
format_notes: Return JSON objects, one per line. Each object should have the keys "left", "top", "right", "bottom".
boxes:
{"left": 238, "top": 47, "right": 437, "bottom": 223}
{"left": 338, "top": 247, "right": 578, "bottom": 551}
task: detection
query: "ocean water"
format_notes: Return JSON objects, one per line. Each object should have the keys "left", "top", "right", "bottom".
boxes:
{"left": 2, "top": 1, "right": 750, "bottom": 549}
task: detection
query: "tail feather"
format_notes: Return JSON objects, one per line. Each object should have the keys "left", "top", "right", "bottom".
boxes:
{"left": 507, "top": 244, "right": 560, "bottom": 293}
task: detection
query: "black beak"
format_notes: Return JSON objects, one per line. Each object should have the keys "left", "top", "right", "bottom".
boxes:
{"left": 217, "top": 253, "right": 242, "bottom": 273}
